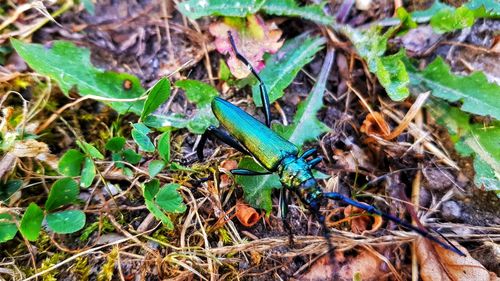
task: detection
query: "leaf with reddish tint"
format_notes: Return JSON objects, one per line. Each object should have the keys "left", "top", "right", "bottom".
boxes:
{"left": 209, "top": 15, "right": 283, "bottom": 79}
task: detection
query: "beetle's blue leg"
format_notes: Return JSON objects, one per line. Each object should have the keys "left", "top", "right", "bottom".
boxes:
{"left": 228, "top": 31, "right": 271, "bottom": 128}
{"left": 300, "top": 148, "right": 317, "bottom": 159}
{"left": 323, "top": 192, "right": 465, "bottom": 256}
{"left": 280, "top": 188, "right": 294, "bottom": 245}
{"left": 230, "top": 169, "right": 271, "bottom": 176}
{"left": 197, "top": 125, "right": 249, "bottom": 161}
{"left": 308, "top": 157, "right": 323, "bottom": 168}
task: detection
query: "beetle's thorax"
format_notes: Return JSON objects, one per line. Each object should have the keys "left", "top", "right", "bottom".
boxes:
{"left": 278, "top": 155, "right": 323, "bottom": 208}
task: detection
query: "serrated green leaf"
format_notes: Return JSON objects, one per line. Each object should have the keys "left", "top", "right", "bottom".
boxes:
{"left": 252, "top": 35, "right": 325, "bottom": 106}
{"left": 158, "top": 131, "right": 171, "bottom": 162}
{"left": 143, "top": 179, "right": 160, "bottom": 201}
{"left": 58, "top": 149, "right": 84, "bottom": 176}
{"left": 261, "top": 0, "right": 333, "bottom": 25}
{"left": 155, "top": 184, "right": 187, "bottom": 213}
{"left": 145, "top": 199, "right": 173, "bottom": 229}
{"left": 105, "top": 137, "right": 126, "bottom": 152}
{"left": 0, "top": 179, "right": 23, "bottom": 203}
{"left": 148, "top": 160, "right": 165, "bottom": 178}
{"left": 408, "top": 57, "right": 500, "bottom": 119}
{"left": 235, "top": 156, "right": 282, "bottom": 214}
{"left": 20, "top": 203, "right": 44, "bottom": 241}
{"left": 76, "top": 140, "right": 104, "bottom": 160}
{"left": 45, "top": 178, "right": 79, "bottom": 211}
{"left": 123, "top": 149, "right": 142, "bottom": 164}
{"left": 0, "top": 213, "right": 17, "bottom": 243}
{"left": 177, "top": 0, "right": 265, "bottom": 19}
{"left": 80, "top": 157, "right": 96, "bottom": 188}
{"left": 131, "top": 123, "right": 155, "bottom": 152}
{"left": 428, "top": 100, "right": 499, "bottom": 193}
{"left": 46, "top": 210, "right": 86, "bottom": 234}
{"left": 175, "top": 80, "right": 219, "bottom": 106}
{"left": 430, "top": 5, "right": 476, "bottom": 34}
{"left": 141, "top": 78, "right": 171, "bottom": 120}
{"left": 11, "top": 39, "right": 144, "bottom": 114}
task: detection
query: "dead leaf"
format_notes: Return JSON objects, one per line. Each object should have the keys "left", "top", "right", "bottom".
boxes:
{"left": 209, "top": 14, "right": 283, "bottom": 79}
{"left": 220, "top": 159, "right": 238, "bottom": 188}
{"left": 344, "top": 206, "right": 383, "bottom": 234}
{"left": 10, "top": 139, "right": 49, "bottom": 157}
{"left": 416, "top": 237, "right": 498, "bottom": 281}
{"left": 360, "top": 111, "right": 390, "bottom": 138}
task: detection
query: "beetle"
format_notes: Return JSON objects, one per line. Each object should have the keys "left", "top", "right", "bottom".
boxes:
{"left": 197, "top": 31, "right": 464, "bottom": 256}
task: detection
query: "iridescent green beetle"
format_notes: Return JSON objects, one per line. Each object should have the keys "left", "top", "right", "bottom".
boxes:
{"left": 198, "top": 31, "right": 464, "bottom": 256}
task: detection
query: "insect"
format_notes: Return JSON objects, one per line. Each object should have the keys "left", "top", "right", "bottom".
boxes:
{"left": 198, "top": 31, "right": 464, "bottom": 256}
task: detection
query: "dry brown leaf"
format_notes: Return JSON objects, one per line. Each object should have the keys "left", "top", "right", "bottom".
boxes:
{"left": 220, "top": 159, "right": 238, "bottom": 188}
{"left": 360, "top": 111, "right": 391, "bottom": 138}
{"left": 416, "top": 237, "right": 498, "bottom": 281}
{"left": 209, "top": 14, "right": 283, "bottom": 79}
{"left": 10, "top": 139, "right": 49, "bottom": 157}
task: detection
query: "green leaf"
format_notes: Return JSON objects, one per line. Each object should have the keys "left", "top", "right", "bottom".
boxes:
{"left": 158, "top": 131, "right": 171, "bottom": 162}
{"left": 143, "top": 182, "right": 186, "bottom": 229}
{"left": 411, "top": 1, "right": 450, "bottom": 20}
{"left": 145, "top": 200, "right": 173, "bottom": 229}
{"left": 430, "top": 6, "right": 475, "bottom": 34}
{"left": 218, "top": 59, "right": 231, "bottom": 81}
{"left": 144, "top": 105, "right": 219, "bottom": 135}
{"left": 45, "top": 178, "right": 79, "bottom": 211}
{"left": 466, "top": 0, "right": 500, "bottom": 16}
{"left": 123, "top": 149, "right": 142, "bottom": 164}
{"left": 0, "top": 213, "right": 17, "bottom": 243}
{"left": 235, "top": 156, "right": 282, "bottom": 214}
{"left": 81, "top": 0, "right": 95, "bottom": 15}
{"left": 20, "top": 203, "right": 44, "bottom": 241}
{"left": 131, "top": 123, "right": 155, "bottom": 152}
{"left": 252, "top": 35, "right": 325, "bottom": 105}
{"left": 141, "top": 78, "right": 171, "bottom": 120}
{"left": 46, "top": 210, "right": 86, "bottom": 234}
{"left": 155, "top": 183, "right": 187, "bottom": 213}
{"left": 143, "top": 179, "right": 160, "bottom": 201}
{"left": 11, "top": 39, "right": 145, "bottom": 115}
{"left": 80, "top": 157, "right": 96, "bottom": 188}
{"left": 148, "top": 160, "right": 165, "bottom": 178}
{"left": 76, "top": 140, "right": 105, "bottom": 159}
{"left": 175, "top": 80, "right": 218, "bottom": 107}
{"left": 428, "top": 100, "right": 500, "bottom": 193}
{"left": 396, "top": 7, "right": 417, "bottom": 35}
{"left": 407, "top": 57, "right": 500, "bottom": 119}
{"left": 105, "top": 137, "right": 126, "bottom": 152}
{"left": 58, "top": 149, "right": 84, "bottom": 176}
{"left": 177, "top": 0, "right": 265, "bottom": 19}
{"left": 272, "top": 49, "right": 333, "bottom": 147}
{"left": 0, "top": 179, "right": 23, "bottom": 203}
{"left": 347, "top": 26, "right": 410, "bottom": 101}
{"left": 261, "top": 0, "right": 333, "bottom": 25}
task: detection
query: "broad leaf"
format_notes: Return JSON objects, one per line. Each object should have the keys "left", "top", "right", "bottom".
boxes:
{"left": 407, "top": 57, "right": 500, "bottom": 120}
{"left": 80, "top": 157, "right": 96, "bottom": 188}
{"left": 11, "top": 39, "right": 144, "bottom": 114}
{"left": 148, "top": 160, "right": 165, "bottom": 178}
{"left": 235, "top": 156, "right": 282, "bottom": 214}
{"left": 177, "top": 0, "right": 265, "bottom": 19}
{"left": 58, "top": 149, "right": 84, "bottom": 176}
{"left": 430, "top": 5, "right": 476, "bottom": 34}
{"left": 141, "top": 78, "right": 171, "bottom": 120}
{"left": 0, "top": 213, "right": 17, "bottom": 243}
{"left": 20, "top": 203, "right": 44, "bottom": 241}
{"left": 46, "top": 210, "right": 86, "bottom": 234}
{"left": 131, "top": 123, "right": 155, "bottom": 152}
{"left": 252, "top": 35, "right": 326, "bottom": 105}
{"left": 175, "top": 80, "right": 218, "bottom": 106}
{"left": 262, "top": 0, "right": 333, "bottom": 24}
{"left": 105, "top": 137, "right": 126, "bottom": 152}
{"left": 123, "top": 149, "right": 142, "bottom": 164}
{"left": 45, "top": 178, "right": 79, "bottom": 211}
{"left": 428, "top": 101, "right": 499, "bottom": 193}
{"left": 155, "top": 183, "right": 187, "bottom": 213}
{"left": 144, "top": 179, "right": 160, "bottom": 201}
{"left": 158, "top": 131, "right": 171, "bottom": 162}
{"left": 145, "top": 200, "right": 173, "bottom": 229}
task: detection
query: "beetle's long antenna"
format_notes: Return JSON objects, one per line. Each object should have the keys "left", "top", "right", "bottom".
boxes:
{"left": 227, "top": 31, "right": 271, "bottom": 128}
{"left": 323, "top": 192, "right": 465, "bottom": 256}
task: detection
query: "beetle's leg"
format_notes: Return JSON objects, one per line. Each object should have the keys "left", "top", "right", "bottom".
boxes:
{"left": 300, "top": 148, "right": 317, "bottom": 159}
{"left": 280, "top": 188, "right": 294, "bottom": 246}
{"left": 230, "top": 169, "right": 271, "bottom": 176}
{"left": 197, "top": 125, "right": 249, "bottom": 161}
{"left": 228, "top": 31, "right": 271, "bottom": 128}
{"left": 308, "top": 157, "right": 323, "bottom": 168}
{"left": 323, "top": 192, "right": 465, "bottom": 256}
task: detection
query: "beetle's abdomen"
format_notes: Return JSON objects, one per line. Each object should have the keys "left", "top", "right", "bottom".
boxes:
{"left": 212, "top": 97, "right": 298, "bottom": 171}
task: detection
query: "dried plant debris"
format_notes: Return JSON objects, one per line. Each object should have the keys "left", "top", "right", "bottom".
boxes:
{"left": 1, "top": 0, "right": 500, "bottom": 280}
